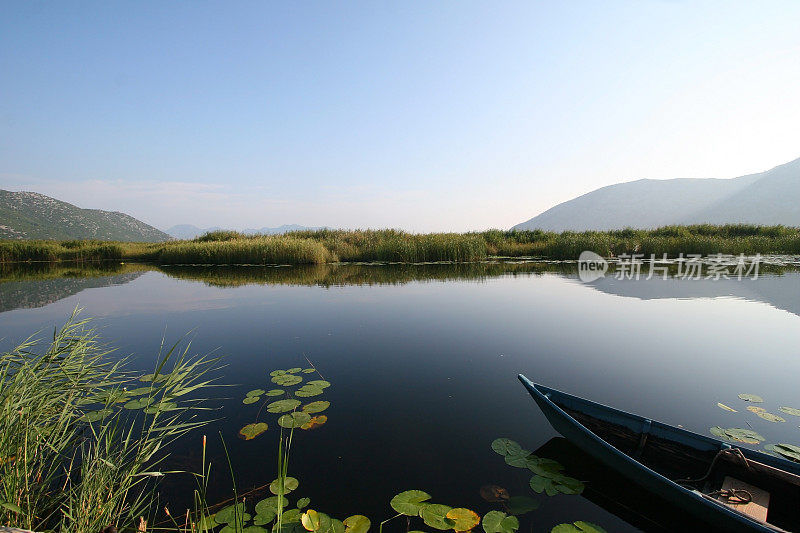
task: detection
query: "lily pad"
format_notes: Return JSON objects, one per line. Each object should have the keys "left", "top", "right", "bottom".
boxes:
{"left": 123, "top": 398, "right": 153, "bottom": 410}
{"left": 247, "top": 389, "right": 266, "bottom": 397}
{"left": 278, "top": 411, "right": 312, "bottom": 428}
{"left": 287, "top": 367, "right": 302, "bottom": 374}
{"left": 482, "top": 511, "right": 519, "bottom": 533}
{"left": 421, "top": 504, "right": 454, "bottom": 530}
{"left": 506, "top": 496, "right": 539, "bottom": 515}
{"left": 551, "top": 522, "right": 607, "bottom": 533}
{"left": 779, "top": 407, "right": 800, "bottom": 417}
{"left": 302, "top": 368, "right": 316, "bottom": 374}
{"left": 254, "top": 511, "right": 277, "bottom": 526}
{"left": 297, "top": 497, "right": 311, "bottom": 509}
{"left": 301, "top": 415, "right": 327, "bottom": 430}
{"left": 82, "top": 409, "right": 113, "bottom": 422}
{"left": 239, "top": 422, "right": 269, "bottom": 440}
{"left": 272, "top": 375, "right": 303, "bottom": 386}
{"left": 270, "top": 370, "right": 288, "bottom": 377}
{"left": 756, "top": 411, "right": 786, "bottom": 423}
{"left": 243, "top": 396, "right": 261, "bottom": 405}
{"left": 764, "top": 443, "right": 800, "bottom": 462}
{"left": 270, "top": 476, "right": 299, "bottom": 495}
{"left": 126, "top": 387, "right": 158, "bottom": 396}
{"left": 530, "top": 474, "right": 584, "bottom": 496}
{"left": 266, "top": 389, "right": 285, "bottom": 396}
{"left": 215, "top": 503, "right": 247, "bottom": 524}
{"left": 479, "top": 485, "right": 510, "bottom": 502}
{"left": 747, "top": 406, "right": 766, "bottom": 413}
{"left": 267, "top": 399, "right": 302, "bottom": 413}
{"left": 738, "top": 393, "right": 764, "bottom": 403}
{"left": 283, "top": 509, "right": 303, "bottom": 523}
{"left": 390, "top": 490, "right": 432, "bottom": 516}
{"left": 295, "top": 386, "right": 324, "bottom": 398}
{"left": 302, "top": 401, "right": 330, "bottom": 414}
{"left": 307, "top": 380, "right": 331, "bottom": 389}
{"left": 301, "top": 510, "right": 321, "bottom": 531}
{"left": 504, "top": 450, "right": 531, "bottom": 468}
{"left": 710, "top": 426, "right": 765, "bottom": 444}
{"left": 446, "top": 508, "right": 480, "bottom": 532}
{"left": 255, "top": 496, "right": 288, "bottom": 515}
{"left": 717, "top": 403, "right": 737, "bottom": 413}
{"left": 342, "top": 515, "right": 370, "bottom": 533}
{"left": 143, "top": 401, "right": 178, "bottom": 414}
{"left": 491, "top": 438, "right": 523, "bottom": 456}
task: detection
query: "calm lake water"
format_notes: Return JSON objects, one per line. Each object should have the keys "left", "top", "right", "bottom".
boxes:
{"left": 2, "top": 261, "right": 800, "bottom": 531}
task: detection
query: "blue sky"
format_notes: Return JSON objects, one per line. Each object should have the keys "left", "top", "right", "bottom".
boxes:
{"left": 2, "top": 1, "right": 799, "bottom": 231}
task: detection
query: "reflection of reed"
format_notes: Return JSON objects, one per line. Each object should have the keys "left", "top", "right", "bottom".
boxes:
{"left": 156, "top": 261, "right": 571, "bottom": 288}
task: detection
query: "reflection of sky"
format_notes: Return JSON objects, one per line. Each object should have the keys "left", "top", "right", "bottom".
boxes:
{"left": 1, "top": 269, "right": 799, "bottom": 529}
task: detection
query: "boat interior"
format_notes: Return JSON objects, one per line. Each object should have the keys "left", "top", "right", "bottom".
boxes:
{"left": 559, "top": 404, "right": 800, "bottom": 532}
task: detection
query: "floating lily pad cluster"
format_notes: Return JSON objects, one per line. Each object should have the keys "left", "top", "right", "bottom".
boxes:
{"left": 77, "top": 371, "right": 188, "bottom": 422}
{"left": 388, "top": 490, "right": 482, "bottom": 532}
{"left": 491, "top": 438, "right": 584, "bottom": 497}
{"left": 203, "top": 483, "right": 318, "bottom": 533}
{"left": 713, "top": 393, "right": 800, "bottom": 456}
{"left": 550, "top": 521, "right": 608, "bottom": 533}
{"left": 239, "top": 367, "right": 332, "bottom": 440}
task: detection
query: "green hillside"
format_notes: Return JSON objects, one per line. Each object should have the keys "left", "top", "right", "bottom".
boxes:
{"left": 0, "top": 190, "right": 170, "bottom": 242}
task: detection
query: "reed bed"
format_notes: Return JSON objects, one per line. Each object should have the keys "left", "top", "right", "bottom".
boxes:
{"left": 1, "top": 224, "right": 798, "bottom": 265}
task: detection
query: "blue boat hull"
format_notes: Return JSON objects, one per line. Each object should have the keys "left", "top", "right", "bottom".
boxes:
{"left": 519, "top": 375, "right": 800, "bottom": 532}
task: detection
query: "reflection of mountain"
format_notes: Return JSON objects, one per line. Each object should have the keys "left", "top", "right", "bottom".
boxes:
{"left": 585, "top": 272, "right": 800, "bottom": 317}
{"left": 0, "top": 266, "right": 146, "bottom": 312}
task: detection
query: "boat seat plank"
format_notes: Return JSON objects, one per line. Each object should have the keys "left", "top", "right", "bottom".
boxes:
{"left": 720, "top": 476, "right": 770, "bottom": 523}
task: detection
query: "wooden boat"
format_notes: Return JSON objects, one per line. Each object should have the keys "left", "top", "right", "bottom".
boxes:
{"left": 519, "top": 375, "right": 800, "bottom": 532}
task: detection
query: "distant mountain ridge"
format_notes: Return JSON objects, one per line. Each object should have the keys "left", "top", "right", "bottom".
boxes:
{"left": 165, "top": 224, "right": 320, "bottom": 240}
{"left": 0, "top": 190, "right": 171, "bottom": 241}
{"left": 513, "top": 156, "right": 800, "bottom": 231}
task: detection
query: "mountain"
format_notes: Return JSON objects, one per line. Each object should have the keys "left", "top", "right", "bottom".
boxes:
{"left": 0, "top": 190, "right": 171, "bottom": 241}
{"left": 513, "top": 156, "right": 800, "bottom": 231}
{"left": 165, "top": 224, "right": 319, "bottom": 239}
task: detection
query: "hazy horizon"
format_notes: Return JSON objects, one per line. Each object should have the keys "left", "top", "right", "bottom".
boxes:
{"left": 3, "top": 2, "right": 800, "bottom": 231}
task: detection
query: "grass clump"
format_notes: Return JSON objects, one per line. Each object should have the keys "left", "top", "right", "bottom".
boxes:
{"left": 0, "top": 310, "right": 218, "bottom": 532}
{"left": 159, "top": 236, "right": 332, "bottom": 265}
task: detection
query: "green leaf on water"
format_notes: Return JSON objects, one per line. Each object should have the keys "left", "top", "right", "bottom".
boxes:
{"left": 302, "top": 368, "right": 316, "bottom": 373}
{"left": 247, "top": 389, "right": 266, "bottom": 397}
{"left": 254, "top": 511, "right": 277, "bottom": 525}
{"left": 551, "top": 522, "right": 607, "bottom": 533}
{"left": 239, "top": 422, "right": 269, "bottom": 440}
{"left": 390, "top": 490, "right": 432, "bottom": 516}
{"left": 82, "top": 409, "right": 113, "bottom": 422}
{"left": 301, "top": 510, "right": 321, "bottom": 531}
{"left": 446, "top": 508, "right": 481, "bottom": 532}
{"left": 123, "top": 398, "right": 153, "bottom": 410}
{"left": 738, "top": 393, "right": 764, "bottom": 403}
{"left": 294, "top": 386, "right": 324, "bottom": 398}
{"left": 269, "top": 476, "right": 299, "bottom": 495}
{"left": 421, "top": 504, "right": 454, "bottom": 530}
{"left": 243, "top": 396, "right": 260, "bottom": 405}
{"left": 307, "top": 380, "right": 331, "bottom": 389}
{"left": 278, "top": 411, "right": 312, "bottom": 428}
{"left": 756, "top": 411, "right": 786, "bottom": 423}
{"left": 302, "top": 401, "right": 330, "bottom": 414}
{"left": 125, "top": 387, "right": 159, "bottom": 396}
{"left": 491, "top": 438, "right": 523, "bottom": 456}
{"left": 717, "top": 403, "right": 737, "bottom": 413}
{"left": 506, "top": 496, "right": 539, "bottom": 515}
{"left": 287, "top": 367, "right": 302, "bottom": 374}
{"left": 243, "top": 528, "right": 268, "bottom": 533}
{"left": 709, "top": 427, "right": 765, "bottom": 444}
{"left": 530, "top": 474, "right": 584, "bottom": 496}
{"left": 272, "top": 375, "right": 303, "bottom": 387}
{"left": 482, "top": 511, "right": 519, "bottom": 533}
{"left": 267, "top": 399, "right": 302, "bottom": 413}
{"left": 526, "top": 456, "right": 564, "bottom": 476}
{"left": 143, "top": 401, "right": 177, "bottom": 414}
{"left": 297, "top": 497, "right": 311, "bottom": 509}
{"left": 270, "top": 370, "right": 287, "bottom": 377}
{"left": 215, "top": 503, "right": 247, "bottom": 524}
{"left": 779, "top": 406, "right": 800, "bottom": 417}
{"left": 765, "top": 443, "right": 800, "bottom": 462}
{"left": 255, "top": 496, "right": 288, "bottom": 515}
{"left": 504, "top": 450, "right": 531, "bottom": 468}
{"left": 342, "top": 515, "right": 370, "bottom": 533}
{"left": 282, "top": 509, "right": 303, "bottom": 523}
{"left": 266, "top": 389, "right": 285, "bottom": 396}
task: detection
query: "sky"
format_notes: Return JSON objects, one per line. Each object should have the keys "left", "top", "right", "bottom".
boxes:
{"left": 1, "top": 1, "right": 799, "bottom": 232}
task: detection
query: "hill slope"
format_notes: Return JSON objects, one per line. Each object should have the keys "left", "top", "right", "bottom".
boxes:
{"left": 0, "top": 190, "right": 171, "bottom": 241}
{"left": 513, "top": 156, "right": 800, "bottom": 231}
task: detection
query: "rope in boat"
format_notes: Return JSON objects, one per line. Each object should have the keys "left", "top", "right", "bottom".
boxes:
{"left": 674, "top": 447, "right": 753, "bottom": 504}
